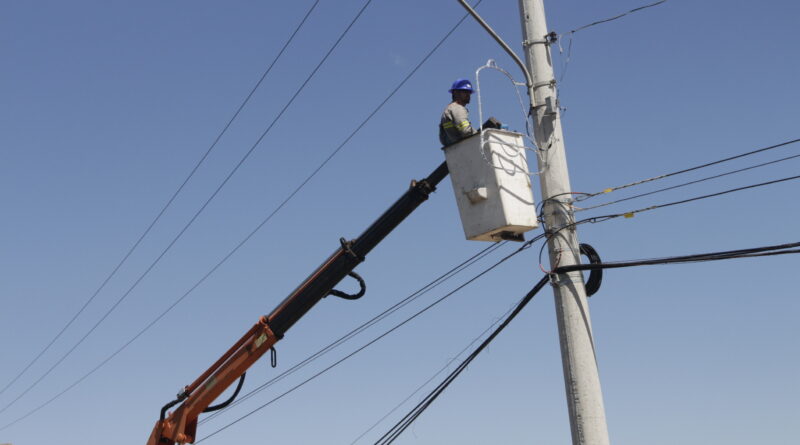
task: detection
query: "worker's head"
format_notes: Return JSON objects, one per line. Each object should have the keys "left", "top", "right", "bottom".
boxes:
{"left": 449, "top": 78, "right": 474, "bottom": 105}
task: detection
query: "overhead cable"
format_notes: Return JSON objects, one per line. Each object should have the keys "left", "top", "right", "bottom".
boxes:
{"left": 374, "top": 275, "right": 551, "bottom": 445}
{"left": 575, "top": 138, "right": 800, "bottom": 202}
{"left": 555, "top": 241, "right": 800, "bottom": 274}
{"left": 575, "top": 151, "right": 800, "bottom": 212}
{"left": 587, "top": 173, "right": 800, "bottom": 222}
{"left": 0, "top": 1, "right": 487, "bottom": 431}
{"left": 0, "top": 0, "right": 321, "bottom": 401}
{"left": 374, "top": 239, "right": 800, "bottom": 444}
{"left": 556, "top": 0, "right": 669, "bottom": 84}
{"left": 349, "top": 291, "right": 537, "bottom": 445}
{"left": 198, "top": 240, "right": 505, "bottom": 425}
{"left": 566, "top": 0, "right": 668, "bottom": 35}
{"left": 194, "top": 235, "right": 537, "bottom": 443}
{"left": 0, "top": 0, "right": 373, "bottom": 418}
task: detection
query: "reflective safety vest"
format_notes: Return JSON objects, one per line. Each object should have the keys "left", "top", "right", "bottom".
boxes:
{"left": 439, "top": 102, "right": 476, "bottom": 146}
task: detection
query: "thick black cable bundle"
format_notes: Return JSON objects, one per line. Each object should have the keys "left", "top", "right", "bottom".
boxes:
{"left": 555, "top": 241, "right": 800, "bottom": 273}
{"left": 374, "top": 275, "right": 551, "bottom": 445}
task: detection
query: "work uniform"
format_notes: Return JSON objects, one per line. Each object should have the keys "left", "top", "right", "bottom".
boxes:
{"left": 439, "top": 102, "right": 476, "bottom": 146}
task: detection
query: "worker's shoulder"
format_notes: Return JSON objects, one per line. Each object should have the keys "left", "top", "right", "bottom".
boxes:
{"left": 443, "top": 101, "right": 467, "bottom": 116}
{"left": 445, "top": 102, "right": 467, "bottom": 112}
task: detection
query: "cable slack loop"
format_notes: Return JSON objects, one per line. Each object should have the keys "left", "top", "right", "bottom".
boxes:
{"left": 579, "top": 243, "right": 602, "bottom": 297}
{"left": 329, "top": 271, "right": 366, "bottom": 300}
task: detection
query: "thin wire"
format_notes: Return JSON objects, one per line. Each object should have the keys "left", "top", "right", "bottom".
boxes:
{"left": 555, "top": 0, "right": 668, "bottom": 88}
{"left": 575, "top": 151, "right": 800, "bottom": 212}
{"left": 349, "top": 295, "right": 524, "bottom": 445}
{"left": 0, "top": 0, "right": 373, "bottom": 418}
{"left": 0, "top": 0, "right": 321, "bottom": 401}
{"left": 588, "top": 173, "right": 800, "bottom": 222}
{"left": 198, "top": 240, "right": 505, "bottom": 425}
{"left": 576, "top": 138, "right": 800, "bottom": 201}
{"left": 195, "top": 238, "right": 536, "bottom": 443}
{"left": 568, "top": 0, "right": 668, "bottom": 34}
{"left": 0, "top": 1, "right": 486, "bottom": 429}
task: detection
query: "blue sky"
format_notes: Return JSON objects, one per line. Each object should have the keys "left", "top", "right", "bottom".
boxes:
{"left": 1, "top": 1, "right": 798, "bottom": 444}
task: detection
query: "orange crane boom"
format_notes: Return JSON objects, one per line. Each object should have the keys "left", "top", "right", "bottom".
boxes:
{"left": 147, "top": 161, "right": 449, "bottom": 444}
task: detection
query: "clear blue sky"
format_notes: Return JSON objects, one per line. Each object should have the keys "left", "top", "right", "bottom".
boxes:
{"left": 1, "top": 1, "right": 798, "bottom": 444}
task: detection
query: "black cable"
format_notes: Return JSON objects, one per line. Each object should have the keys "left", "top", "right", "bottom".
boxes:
{"left": 373, "top": 241, "right": 800, "bottom": 444}
{"left": 347, "top": 297, "right": 522, "bottom": 445}
{"left": 555, "top": 241, "right": 800, "bottom": 274}
{"left": 0, "top": 1, "right": 322, "bottom": 401}
{"left": 374, "top": 275, "right": 551, "bottom": 445}
{"left": 198, "top": 241, "right": 505, "bottom": 426}
{"left": 567, "top": 0, "right": 668, "bottom": 34}
{"left": 577, "top": 151, "right": 800, "bottom": 212}
{"left": 193, "top": 239, "right": 534, "bottom": 443}
{"left": 203, "top": 373, "right": 247, "bottom": 413}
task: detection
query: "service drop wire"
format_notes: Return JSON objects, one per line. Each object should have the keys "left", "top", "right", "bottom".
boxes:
{"left": 195, "top": 238, "right": 541, "bottom": 443}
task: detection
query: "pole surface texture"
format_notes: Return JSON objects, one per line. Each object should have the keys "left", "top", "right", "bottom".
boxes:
{"left": 517, "top": 1, "right": 611, "bottom": 444}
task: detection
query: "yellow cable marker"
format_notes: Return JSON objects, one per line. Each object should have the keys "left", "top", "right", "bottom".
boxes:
{"left": 603, "top": 188, "right": 613, "bottom": 194}
{"left": 623, "top": 212, "right": 634, "bottom": 218}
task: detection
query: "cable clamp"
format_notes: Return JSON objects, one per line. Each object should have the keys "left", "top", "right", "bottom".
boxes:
{"left": 522, "top": 38, "right": 550, "bottom": 47}
{"left": 339, "top": 237, "right": 365, "bottom": 262}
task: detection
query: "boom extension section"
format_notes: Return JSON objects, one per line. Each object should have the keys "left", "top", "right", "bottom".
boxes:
{"left": 148, "top": 161, "right": 449, "bottom": 445}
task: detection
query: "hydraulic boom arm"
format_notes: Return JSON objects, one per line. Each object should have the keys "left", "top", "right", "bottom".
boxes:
{"left": 147, "top": 161, "right": 449, "bottom": 445}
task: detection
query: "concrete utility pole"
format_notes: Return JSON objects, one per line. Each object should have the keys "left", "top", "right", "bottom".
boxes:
{"left": 517, "top": 1, "right": 610, "bottom": 444}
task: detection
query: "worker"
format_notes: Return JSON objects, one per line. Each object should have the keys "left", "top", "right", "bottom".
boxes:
{"left": 439, "top": 78, "right": 502, "bottom": 146}
{"left": 439, "top": 78, "right": 476, "bottom": 146}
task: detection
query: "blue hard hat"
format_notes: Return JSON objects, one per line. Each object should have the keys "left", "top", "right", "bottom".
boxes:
{"left": 448, "top": 78, "right": 474, "bottom": 93}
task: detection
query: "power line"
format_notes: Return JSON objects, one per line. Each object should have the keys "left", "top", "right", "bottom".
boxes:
{"left": 556, "top": 0, "right": 670, "bottom": 85}
{"left": 588, "top": 173, "right": 800, "bottom": 222}
{"left": 374, "top": 275, "right": 551, "bottom": 445}
{"left": 555, "top": 241, "right": 800, "bottom": 273}
{"left": 348, "top": 293, "right": 524, "bottom": 445}
{"left": 375, "top": 240, "right": 800, "bottom": 445}
{"left": 575, "top": 137, "right": 800, "bottom": 202}
{"left": 575, "top": 151, "right": 800, "bottom": 212}
{"left": 0, "top": 0, "right": 372, "bottom": 417}
{"left": 0, "top": 0, "right": 492, "bottom": 429}
{"left": 0, "top": 0, "right": 486, "bottom": 430}
{"left": 198, "top": 241, "right": 505, "bottom": 425}
{"left": 567, "top": 0, "right": 668, "bottom": 35}
{"left": 193, "top": 237, "right": 539, "bottom": 443}
{"left": 0, "top": 0, "right": 321, "bottom": 401}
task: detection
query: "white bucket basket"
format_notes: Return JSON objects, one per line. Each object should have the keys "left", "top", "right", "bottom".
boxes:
{"left": 444, "top": 129, "right": 538, "bottom": 242}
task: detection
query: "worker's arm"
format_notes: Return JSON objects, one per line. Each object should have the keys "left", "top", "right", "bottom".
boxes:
{"left": 449, "top": 104, "right": 476, "bottom": 138}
